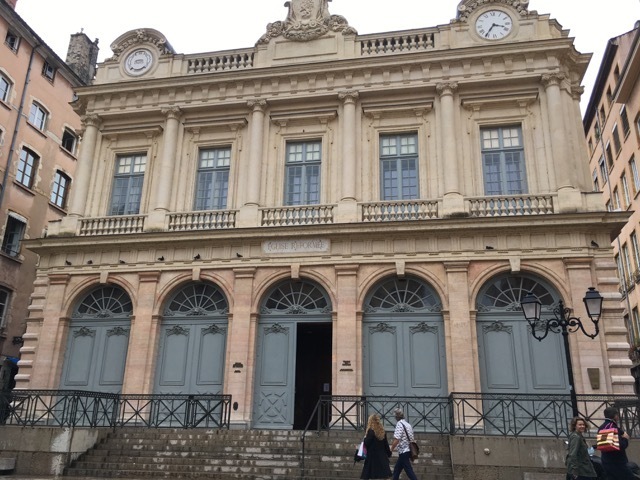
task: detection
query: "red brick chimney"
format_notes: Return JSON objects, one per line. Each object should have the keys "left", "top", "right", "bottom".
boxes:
{"left": 5, "top": 0, "right": 17, "bottom": 9}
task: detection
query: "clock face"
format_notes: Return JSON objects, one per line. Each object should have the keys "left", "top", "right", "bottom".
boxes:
{"left": 124, "top": 49, "right": 153, "bottom": 76}
{"left": 475, "top": 10, "right": 513, "bottom": 40}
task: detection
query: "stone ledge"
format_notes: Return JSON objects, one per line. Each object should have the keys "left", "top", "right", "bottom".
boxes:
{"left": 0, "top": 457, "right": 16, "bottom": 471}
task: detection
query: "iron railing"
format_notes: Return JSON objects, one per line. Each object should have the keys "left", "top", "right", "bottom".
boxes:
{"left": 0, "top": 390, "right": 232, "bottom": 429}
{"left": 301, "top": 393, "right": 640, "bottom": 439}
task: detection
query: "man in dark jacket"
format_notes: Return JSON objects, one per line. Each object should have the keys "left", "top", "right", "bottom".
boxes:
{"left": 598, "top": 406, "right": 635, "bottom": 480}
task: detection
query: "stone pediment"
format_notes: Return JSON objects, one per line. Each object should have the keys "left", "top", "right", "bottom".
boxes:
{"left": 257, "top": 0, "right": 356, "bottom": 44}
{"left": 107, "top": 28, "right": 175, "bottom": 61}
{"left": 456, "top": 0, "right": 530, "bottom": 21}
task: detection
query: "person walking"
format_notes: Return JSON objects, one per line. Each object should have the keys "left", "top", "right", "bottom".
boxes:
{"left": 566, "top": 416, "right": 597, "bottom": 480}
{"left": 390, "top": 408, "right": 418, "bottom": 480}
{"left": 597, "top": 406, "right": 635, "bottom": 480}
{"left": 360, "top": 414, "right": 392, "bottom": 480}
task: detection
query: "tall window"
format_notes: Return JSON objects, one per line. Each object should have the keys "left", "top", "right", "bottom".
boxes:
{"left": 1, "top": 215, "right": 26, "bottom": 258}
{"left": 632, "top": 308, "right": 640, "bottom": 345}
{"left": 0, "top": 287, "right": 9, "bottom": 328}
{"left": 599, "top": 155, "right": 609, "bottom": 185}
{"left": 380, "top": 133, "right": 419, "bottom": 200}
{"left": 109, "top": 154, "right": 146, "bottom": 215}
{"left": 605, "top": 143, "right": 614, "bottom": 169}
{"left": 631, "top": 231, "right": 640, "bottom": 277}
{"left": 592, "top": 169, "right": 599, "bottom": 192}
{"left": 606, "top": 87, "right": 613, "bottom": 105}
{"left": 621, "top": 105, "right": 631, "bottom": 136}
{"left": 194, "top": 147, "right": 230, "bottom": 210}
{"left": 4, "top": 31, "right": 19, "bottom": 52}
{"left": 631, "top": 156, "right": 640, "bottom": 194}
{"left": 0, "top": 73, "right": 10, "bottom": 103}
{"left": 481, "top": 125, "right": 526, "bottom": 195}
{"left": 61, "top": 128, "right": 78, "bottom": 155}
{"left": 613, "top": 187, "right": 621, "bottom": 210}
{"left": 16, "top": 148, "right": 38, "bottom": 188}
{"left": 50, "top": 171, "right": 71, "bottom": 209}
{"left": 622, "top": 174, "right": 631, "bottom": 208}
{"left": 612, "top": 124, "right": 621, "bottom": 155}
{"left": 284, "top": 141, "right": 321, "bottom": 206}
{"left": 622, "top": 243, "right": 633, "bottom": 287}
{"left": 42, "top": 61, "right": 56, "bottom": 82}
{"left": 28, "top": 102, "right": 47, "bottom": 131}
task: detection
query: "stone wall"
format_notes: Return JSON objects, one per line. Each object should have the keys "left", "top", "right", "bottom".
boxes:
{"left": 0, "top": 427, "right": 107, "bottom": 475}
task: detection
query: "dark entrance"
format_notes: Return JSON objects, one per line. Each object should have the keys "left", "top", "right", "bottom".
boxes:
{"left": 293, "top": 322, "right": 332, "bottom": 429}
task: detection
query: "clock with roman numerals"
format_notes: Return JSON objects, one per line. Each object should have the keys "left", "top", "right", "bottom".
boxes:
{"left": 475, "top": 10, "right": 513, "bottom": 41}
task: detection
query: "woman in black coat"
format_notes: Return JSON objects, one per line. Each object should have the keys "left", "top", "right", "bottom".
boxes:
{"left": 361, "top": 414, "right": 392, "bottom": 480}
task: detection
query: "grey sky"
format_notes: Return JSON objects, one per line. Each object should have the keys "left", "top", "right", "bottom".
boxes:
{"left": 13, "top": 0, "right": 640, "bottom": 112}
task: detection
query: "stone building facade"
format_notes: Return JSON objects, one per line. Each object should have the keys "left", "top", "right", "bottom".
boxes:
{"left": 0, "top": 0, "right": 95, "bottom": 376}
{"left": 19, "top": 0, "right": 633, "bottom": 428}
{"left": 584, "top": 22, "right": 640, "bottom": 387}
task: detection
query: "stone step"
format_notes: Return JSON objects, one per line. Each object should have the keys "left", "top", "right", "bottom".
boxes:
{"left": 65, "top": 428, "right": 454, "bottom": 480}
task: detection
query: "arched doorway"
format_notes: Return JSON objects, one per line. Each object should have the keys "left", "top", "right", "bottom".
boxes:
{"left": 252, "top": 279, "right": 332, "bottom": 429}
{"left": 476, "top": 274, "right": 569, "bottom": 432}
{"left": 362, "top": 276, "right": 447, "bottom": 397}
{"left": 59, "top": 285, "right": 132, "bottom": 392}
{"left": 153, "top": 282, "right": 228, "bottom": 395}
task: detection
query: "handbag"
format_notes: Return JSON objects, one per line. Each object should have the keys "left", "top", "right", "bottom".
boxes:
{"left": 353, "top": 439, "right": 367, "bottom": 463}
{"left": 596, "top": 424, "right": 620, "bottom": 452}
{"left": 401, "top": 421, "right": 420, "bottom": 461}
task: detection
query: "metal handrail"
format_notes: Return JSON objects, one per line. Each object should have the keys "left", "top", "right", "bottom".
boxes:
{"left": 0, "top": 390, "right": 232, "bottom": 429}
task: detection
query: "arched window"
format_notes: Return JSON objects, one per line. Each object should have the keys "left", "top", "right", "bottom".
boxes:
{"left": 365, "top": 277, "right": 441, "bottom": 313}
{"left": 164, "top": 282, "right": 228, "bottom": 316}
{"left": 73, "top": 285, "right": 132, "bottom": 319}
{"left": 476, "top": 274, "right": 557, "bottom": 313}
{"left": 261, "top": 280, "right": 330, "bottom": 315}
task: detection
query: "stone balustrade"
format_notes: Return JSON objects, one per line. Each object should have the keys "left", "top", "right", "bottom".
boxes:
{"left": 78, "top": 215, "right": 146, "bottom": 236}
{"left": 187, "top": 50, "right": 255, "bottom": 74}
{"left": 359, "top": 30, "right": 436, "bottom": 56}
{"left": 67, "top": 195, "right": 560, "bottom": 237}
{"left": 168, "top": 210, "right": 237, "bottom": 231}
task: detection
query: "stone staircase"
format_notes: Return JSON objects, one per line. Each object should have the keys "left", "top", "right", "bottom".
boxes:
{"left": 64, "top": 428, "right": 454, "bottom": 479}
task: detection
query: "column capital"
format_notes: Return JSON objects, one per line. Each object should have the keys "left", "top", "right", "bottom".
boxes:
{"left": 338, "top": 90, "right": 359, "bottom": 104}
{"left": 436, "top": 82, "right": 458, "bottom": 97}
{"left": 161, "top": 106, "right": 182, "bottom": 120}
{"left": 81, "top": 114, "right": 102, "bottom": 128}
{"left": 248, "top": 99, "right": 268, "bottom": 112}
{"left": 571, "top": 85, "right": 585, "bottom": 101}
{"left": 541, "top": 73, "right": 566, "bottom": 89}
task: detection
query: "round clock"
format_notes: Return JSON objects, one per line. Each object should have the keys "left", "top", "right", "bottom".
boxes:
{"left": 475, "top": 10, "right": 513, "bottom": 41}
{"left": 124, "top": 49, "right": 153, "bottom": 76}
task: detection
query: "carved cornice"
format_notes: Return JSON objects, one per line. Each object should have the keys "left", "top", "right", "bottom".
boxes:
{"left": 456, "top": 0, "right": 530, "bottom": 22}
{"left": 257, "top": 0, "right": 356, "bottom": 44}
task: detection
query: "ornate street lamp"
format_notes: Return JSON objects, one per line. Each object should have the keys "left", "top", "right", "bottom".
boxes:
{"left": 520, "top": 287, "right": 604, "bottom": 416}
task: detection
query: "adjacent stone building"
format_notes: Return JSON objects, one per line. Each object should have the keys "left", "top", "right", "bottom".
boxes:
{"left": 584, "top": 22, "right": 640, "bottom": 388}
{"left": 19, "top": 0, "right": 633, "bottom": 429}
{"left": 0, "top": 0, "right": 96, "bottom": 381}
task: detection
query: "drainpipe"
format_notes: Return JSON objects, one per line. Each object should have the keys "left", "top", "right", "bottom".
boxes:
{"left": 0, "top": 43, "right": 40, "bottom": 213}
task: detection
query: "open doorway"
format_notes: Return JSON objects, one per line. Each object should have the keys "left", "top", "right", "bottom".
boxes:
{"left": 293, "top": 322, "right": 332, "bottom": 429}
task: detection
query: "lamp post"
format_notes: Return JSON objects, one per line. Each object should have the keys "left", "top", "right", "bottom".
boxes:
{"left": 520, "top": 287, "right": 604, "bottom": 417}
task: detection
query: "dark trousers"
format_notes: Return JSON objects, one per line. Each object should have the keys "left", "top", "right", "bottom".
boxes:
{"left": 392, "top": 451, "right": 418, "bottom": 480}
{"left": 602, "top": 462, "right": 636, "bottom": 480}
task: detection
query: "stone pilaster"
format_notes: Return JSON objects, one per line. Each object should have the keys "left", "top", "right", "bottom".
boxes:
{"left": 339, "top": 91, "right": 359, "bottom": 202}
{"left": 444, "top": 261, "right": 477, "bottom": 392}
{"left": 245, "top": 100, "right": 267, "bottom": 206}
{"left": 121, "top": 271, "right": 161, "bottom": 395}
{"left": 335, "top": 265, "right": 359, "bottom": 395}
{"left": 437, "top": 83, "right": 464, "bottom": 217}
{"left": 228, "top": 267, "right": 257, "bottom": 428}
{"left": 542, "top": 74, "right": 571, "bottom": 190}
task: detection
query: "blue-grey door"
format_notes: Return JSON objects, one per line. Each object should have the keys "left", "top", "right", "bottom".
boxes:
{"left": 362, "top": 277, "right": 448, "bottom": 431}
{"left": 60, "top": 285, "right": 132, "bottom": 393}
{"left": 253, "top": 280, "right": 332, "bottom": 429}
{"left": 154, "top": 283, "right": 228, "bottom": 395}
{"left": 476, "top": 274, "right": 570, "bottom": 434}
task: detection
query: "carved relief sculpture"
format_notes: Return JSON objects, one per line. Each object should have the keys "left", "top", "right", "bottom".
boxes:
{"left": 258, "top": 0, "right": 356, "bottom": 44}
